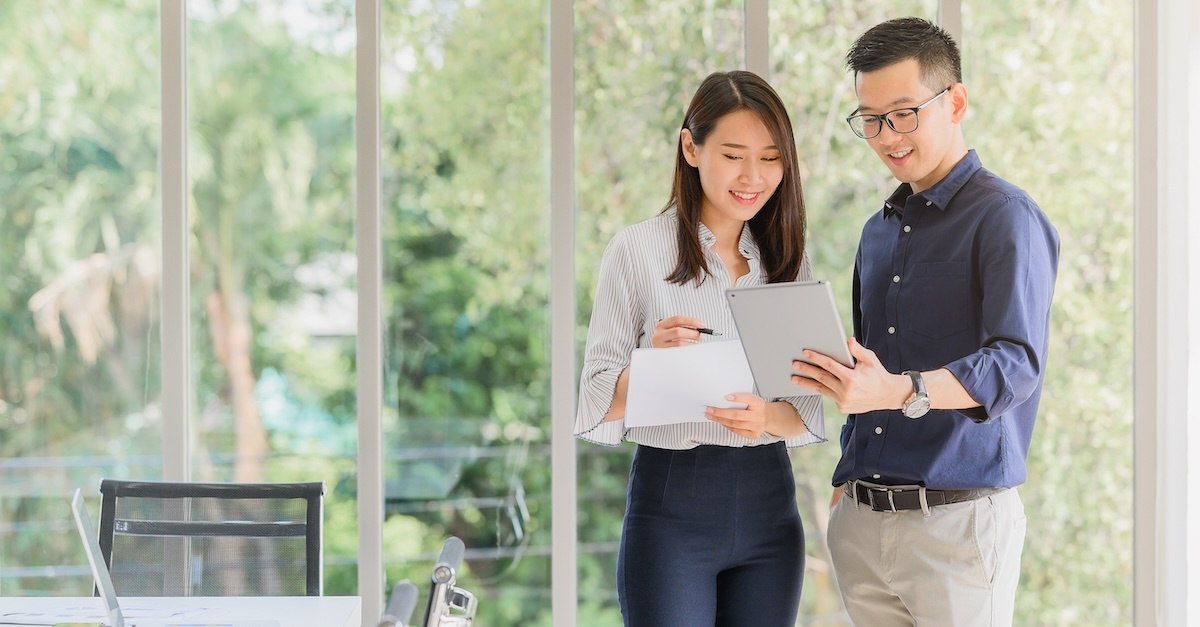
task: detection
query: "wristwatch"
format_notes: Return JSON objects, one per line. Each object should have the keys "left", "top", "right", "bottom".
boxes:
{"left": 901, "top": 370, "right": 930, "bottom": 419}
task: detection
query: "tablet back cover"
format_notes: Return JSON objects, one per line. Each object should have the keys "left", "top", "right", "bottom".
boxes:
{"left": 725, "top": 280, "right": 854, "bottom": 398}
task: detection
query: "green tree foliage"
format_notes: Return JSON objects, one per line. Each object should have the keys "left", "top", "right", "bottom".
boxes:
{"left": 0, "top": 0, "right": 163, "bottom": 594}
{"left": 378, "top": 0, "right": 555, "bottom": 622}
{"left": 771, "top": 1, "right": 1133, "bottom": 624}
{"left": 961, "top": 2, "right": 1134, "bottom": 623}
{"left": 0, "top": 0, "right": 162, "bottom": 447}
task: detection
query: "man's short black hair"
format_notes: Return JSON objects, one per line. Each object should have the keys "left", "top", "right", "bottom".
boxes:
{"left": 846, "top": 17, "right": 962, "bottom": 91}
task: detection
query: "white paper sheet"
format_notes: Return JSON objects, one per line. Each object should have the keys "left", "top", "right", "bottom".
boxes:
{"left": 624, "top": 338, "right": 756, "bottom": 427}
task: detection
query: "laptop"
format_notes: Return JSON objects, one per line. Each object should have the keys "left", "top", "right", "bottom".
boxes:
{"left": 67, "top": 488, "right": 279, "bottom": 627}
{"left": 70, "top": 488, "right": 125, "bottom": 627}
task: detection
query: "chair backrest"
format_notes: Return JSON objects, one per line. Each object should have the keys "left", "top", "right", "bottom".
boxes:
{"left": 96, "top": 479, "right": 324, "bottom": 597}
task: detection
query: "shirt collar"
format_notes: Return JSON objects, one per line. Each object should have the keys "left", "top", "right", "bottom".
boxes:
{"left": 697, "top": 221, "right": 760, "bottom": 260}
{"left": 882, "top": 149, "right": 983, "bottom": 219}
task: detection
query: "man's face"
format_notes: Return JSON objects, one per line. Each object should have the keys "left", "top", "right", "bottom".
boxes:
{"left": 853, "top": 58, "right": 965, "bottom": 193}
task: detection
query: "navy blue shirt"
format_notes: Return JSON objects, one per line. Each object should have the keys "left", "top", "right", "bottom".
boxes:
{"left": 832, "top": 150, "right": 1059, "bottom": 490}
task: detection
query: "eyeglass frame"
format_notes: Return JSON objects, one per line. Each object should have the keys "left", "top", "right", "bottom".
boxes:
{"left": 845, "top": 87, "right": 952, "bottom": 140}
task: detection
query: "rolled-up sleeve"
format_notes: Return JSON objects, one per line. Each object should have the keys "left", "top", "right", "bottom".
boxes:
{"left": 575, "top": 232, "right": 642, "bottom": 446}
{"left": 945, "top": 196, "right": 1059, "bottom": 421}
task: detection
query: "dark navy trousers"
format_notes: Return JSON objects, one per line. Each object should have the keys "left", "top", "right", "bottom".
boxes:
{"left": 617, "top": 443, "right": 805, "bottom": 627}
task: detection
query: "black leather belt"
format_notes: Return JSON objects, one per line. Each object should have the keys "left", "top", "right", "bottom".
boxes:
{"left": 846, "top": 480, "right": 1007, "bottom": 513}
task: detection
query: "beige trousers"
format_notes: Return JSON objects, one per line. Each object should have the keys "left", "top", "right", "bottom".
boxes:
{"left": 828, "top": 486, "right": 1026, "bottom": 627}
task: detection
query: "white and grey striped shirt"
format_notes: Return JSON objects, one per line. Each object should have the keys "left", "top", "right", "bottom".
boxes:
{"left": 575, "top": 209, "right": 826, "bottom": 450}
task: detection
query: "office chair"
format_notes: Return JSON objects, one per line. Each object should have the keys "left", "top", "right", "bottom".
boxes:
{"left": 380, "top": 536, "right": 477, "bottom": 627}
{"left": 96, "top": 478, "right": 325, "bottom": 597}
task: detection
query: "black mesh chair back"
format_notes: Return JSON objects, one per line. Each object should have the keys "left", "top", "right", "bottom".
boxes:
{"left": 96, "top": 479, "right": 324, "bottom": 597}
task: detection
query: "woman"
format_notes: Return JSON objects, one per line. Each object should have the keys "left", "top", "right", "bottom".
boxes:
{"left": 575, "top": 70, "right": 825, "bottom": 627}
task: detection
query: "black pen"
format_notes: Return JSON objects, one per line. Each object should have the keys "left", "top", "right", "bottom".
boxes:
{"left": 655, "top": 319, "right": 722, "bottom": 336}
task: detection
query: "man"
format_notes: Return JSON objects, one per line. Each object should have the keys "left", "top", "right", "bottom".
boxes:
{"left": 790, "top": 17, "right": 1059, "bottom": 626}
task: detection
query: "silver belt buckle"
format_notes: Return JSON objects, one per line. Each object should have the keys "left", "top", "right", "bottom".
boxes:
{"left": 865, "top": 487, "right": 897, "bottom": 512}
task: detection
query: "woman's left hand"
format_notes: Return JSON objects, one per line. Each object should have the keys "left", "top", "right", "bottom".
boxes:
{"left": 706, "top": 393, "right": 768, "bottom": 439}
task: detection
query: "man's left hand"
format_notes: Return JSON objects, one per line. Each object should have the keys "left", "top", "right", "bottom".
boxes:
{"left": 791, "top": 337, "right": 907, "bottom": 414}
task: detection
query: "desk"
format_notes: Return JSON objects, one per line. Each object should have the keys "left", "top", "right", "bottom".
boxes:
{"left": 0, "top": 596, "right": 361, "bottom": 627}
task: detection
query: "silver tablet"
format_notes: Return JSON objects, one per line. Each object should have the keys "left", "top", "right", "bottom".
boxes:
{"left": 725, "top": 280, "right": 855, "bottom": 398}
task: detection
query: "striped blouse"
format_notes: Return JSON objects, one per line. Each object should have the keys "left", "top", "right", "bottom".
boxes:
{"left": 575, "top": 209, "right": 827, "bottom": 450}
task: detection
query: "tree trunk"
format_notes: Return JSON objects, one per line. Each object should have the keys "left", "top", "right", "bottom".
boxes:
{"left": 205, "top": 289, "right": 276, "bottom": 594}
{"left": 205, "top": 290, "right": 267, "bottom": 483}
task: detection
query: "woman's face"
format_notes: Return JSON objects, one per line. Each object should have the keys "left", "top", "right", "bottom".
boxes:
{"left": 681, "top": 108, "right": 785, "bottom": 231}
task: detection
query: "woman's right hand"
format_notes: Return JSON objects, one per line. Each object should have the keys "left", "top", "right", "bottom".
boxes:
{"left": 650, "top": 315, "right": 709, "bottom": 348}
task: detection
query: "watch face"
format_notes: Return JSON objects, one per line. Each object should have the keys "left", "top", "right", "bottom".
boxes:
{"left": 904, "top": 396, "right": 931, "bottom": 418}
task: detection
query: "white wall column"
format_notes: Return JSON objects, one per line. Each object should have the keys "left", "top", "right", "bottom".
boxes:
{"left": 355, "top": 0, "right": 385, "bottom": 622}
{"left": 937, "top": 0, "right": 962, "bottom": 49}
{"left": 745, "top": 0, "right": 769, "bottom": 78}
{"left": 1187, "top": 0, "right": 1200, "bottom": 619}
{"left": 549, "top": 1, "right": 578, "bottom": 625}
{"left": 160, "top": 0, "right": 189, "bottom": 483}
{"left": 1136, "top": 0, "right": 1196, "bottom": 624}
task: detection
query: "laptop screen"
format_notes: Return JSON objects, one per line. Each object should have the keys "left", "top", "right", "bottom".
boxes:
{"left": 71, "top": 488, "right": 125, "bottom": 627}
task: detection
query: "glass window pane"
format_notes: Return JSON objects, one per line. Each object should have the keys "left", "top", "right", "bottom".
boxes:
{"left": 773, "top": 1, "right": 1133, "bottom": 623}
{"left": 962, "top": 1, "right": 1133, "bottom": 623}
{"left": 574, "top": 1, "right": 744, "bottom": 622}
{"left": 770, "top": 3, "right": 936, "bottom": 620}
{"left": 187, "top": 0, "right": 358, "bottom": 595}
{"left": 0, "top": 1, "right": 162, "bottom": 595}
{"left": 381, "top": 1, "right": 551, "bottom": 623}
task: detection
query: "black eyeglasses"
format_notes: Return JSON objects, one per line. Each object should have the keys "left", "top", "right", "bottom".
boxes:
{"left": 845, "top": 87, "right": 950, "bottom": 139}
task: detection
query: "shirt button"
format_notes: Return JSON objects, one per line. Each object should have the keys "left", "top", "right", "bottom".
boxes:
{"left": 874, "top": 426, "right": 883, "bottom": 435}
{"left": 925, "top": 200, "right": 932, "bottom": 206}
{"left": 903, "top": 225, "right": 912, "bottom": 233}
{"left": 888, "top": 326, "right": 896, "bottom": 334}
{"left": 873, "top": 474, "right": 881, "bottom": 479}
{"left": 893, "top": 275, "right": 901, "bottom": 283}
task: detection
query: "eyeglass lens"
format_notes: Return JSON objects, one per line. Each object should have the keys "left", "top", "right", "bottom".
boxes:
{"left": 854, "top": 110, "right": 919, "bottom": 138}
